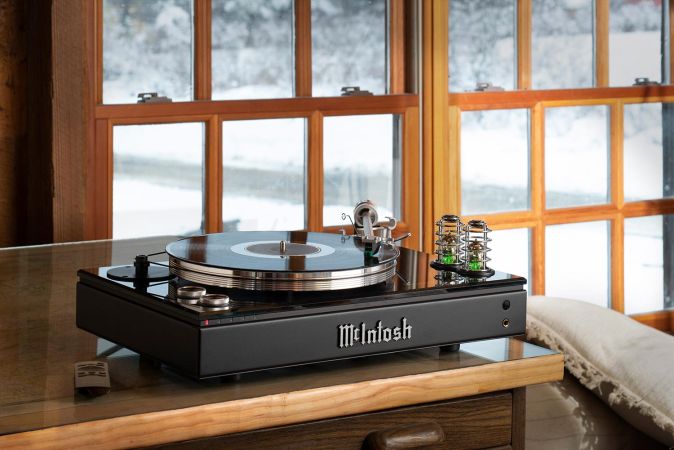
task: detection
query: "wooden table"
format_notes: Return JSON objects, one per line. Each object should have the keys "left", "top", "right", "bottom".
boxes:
{"left": 0, "top": 238, "right": 563, "bottom": 449}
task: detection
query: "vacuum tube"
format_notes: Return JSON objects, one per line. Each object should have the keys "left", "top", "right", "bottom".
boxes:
{"left": 459, "top": 219, "right": 495, "bottom": 277}
{"left": 430, "top": 214, "right": 464, "bottom": 271}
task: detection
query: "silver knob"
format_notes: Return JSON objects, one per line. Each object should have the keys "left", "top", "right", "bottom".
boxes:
{"left": 176, "top": 286, "right": 206, "bottom": 305}
{"left": 176, "top": 286, "right": 206, "bottom": 299}
{"left": 200, "top": 294, "right": 230, "bottom": 308}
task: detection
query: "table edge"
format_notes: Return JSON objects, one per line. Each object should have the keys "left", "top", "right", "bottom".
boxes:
{"left": 0, "top": 353, "right": 564, "bottom": 450}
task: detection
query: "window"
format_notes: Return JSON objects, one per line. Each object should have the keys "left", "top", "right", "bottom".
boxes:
{"left": 211, "top": 0, "right": 294, "bottom": 100}
{"left": 532, "top": 0, "right": 594, "bottom": 89}
{"left": 112, "top": 122, "right": 205, "bottom": 239}
{"left": 461, "top": 109, "right": 529, "bottom": 215}
{"left": 312, "top": 0, "right": 387, "bottom": 96}
{"left": 442, "top": 0, "right": 674, "bottom": 323}
{"left": 103, "top": 0, "right": 195, "bottom": 104}
{"left": 624, "top": 215, "right": 673, "bottom": 314}
{"left": 624, "top": 102, "right": 669, "bottom": 201}
{"left": 545, "top": 106, "right": 609, "bottom": 209}
{"left": 609, "top": 0, "right": 664, "bottom": 86}
{"left": 91, "top": 1, "right": 674, "bottom": 327}
{"left": 222, "top": 118, "right": 306, "bottom": 231}
{"left": 323, "top": 114, "right": 400, "bottom": 225}
{"left": 546, "top": 221, "right": 610, "bottom": 307}
{"left": 93, "top": 0, "right": 419, "bottom": 246}
{"left": 489, "top": 228, "right": 530, "bottom": 283}
{"left": 448, "top": 0, "right": 516, "bottom": 92}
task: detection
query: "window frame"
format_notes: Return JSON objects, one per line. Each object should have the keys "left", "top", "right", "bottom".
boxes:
{"left": 89, "top": 0, "right": 421, "bottom": 249}
{"left": 432, "top": 0, "right": 674, "bottom": 328}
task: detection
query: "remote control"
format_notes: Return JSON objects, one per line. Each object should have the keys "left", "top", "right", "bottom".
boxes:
{"left": 74, "top": 361, "right": 110, "bottom": 397}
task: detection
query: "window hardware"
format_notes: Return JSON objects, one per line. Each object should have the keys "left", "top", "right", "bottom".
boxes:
{"left": 137, "top": 92, "right": 173, "bottom": 104}
{"left": 474, "top": 82, "right": 504, "bottom": 92}
{"left": 633, "top": 78, "right": 660, "bottom": 86}
{"left": 341, "top": 86, "right": 373, "bottom": 96}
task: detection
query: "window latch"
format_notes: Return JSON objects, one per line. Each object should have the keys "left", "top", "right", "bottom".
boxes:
{"left": 474, "top": 82, "right": 504, "bottom": 92}
{"left": 137, "top": 92, "right": 173, "bottom": 104}
{"left": 341, "top": 86, "right": 373, "bottom": 97}
{"left": 633, "top": 77, "right": 660, "bottom": 86}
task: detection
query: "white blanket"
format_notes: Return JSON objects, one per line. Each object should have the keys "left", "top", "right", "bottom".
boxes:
{"left": 526, "top": 296, "right": 674, "bottom": 446}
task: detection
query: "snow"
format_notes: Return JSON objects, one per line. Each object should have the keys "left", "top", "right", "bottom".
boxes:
{"left": 311, "top": 0, "right": 387, "bottom": 97}
{"left": 323, "top": 115, "right": 397, "bottom": 223}
{"left": 546, "top": 221, "right": 610, "bottom": 308}
{"left": 103, "top": 0, "right": 194, "bottom": 104}
{"left": 624, "top": 215, "right": 666, "bottom": 314}
{"left": 490, "top": 228, "right": 530, "bottom": 289}
{"left": 461, "top": 110, "right": 529, "bottom": 214}
{"left": 449, "top": 0, "right": 516, "bottom": 91}
{"left": 624, "top": 103, "right": 665, "bottom": 201}
{"left": 113, "top": 179, "right": 202, "bottom": 239}
{"left": 222, "top": 118, "right": 305, "bottom": 169}
{"left": 610, "top": 32, "right": 662, "bottom": 86}
{"left": 211, "top": 0, "right": 294, "bottom": 100}
{"left": 545, "top": 106, "right": 609, "bottom": 206}
{"left": 113, "top": 122, "right": 204, "bottom": 162}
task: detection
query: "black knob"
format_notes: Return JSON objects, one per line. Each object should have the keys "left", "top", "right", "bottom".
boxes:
{"left": 502, "top": 299, "right": 511, "bottom": 310}
{"left": 134, "top": 254, "right": 150, "bottom": 279}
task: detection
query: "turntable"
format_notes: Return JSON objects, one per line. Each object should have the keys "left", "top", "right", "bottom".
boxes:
{"left": 76, "top": 203, "right": 527, "bottom": 379}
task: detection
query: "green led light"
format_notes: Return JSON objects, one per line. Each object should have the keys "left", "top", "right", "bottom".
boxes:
{"left": 469, "top": 260, "right": 481, "bottom": 271}
{"left": 441, "top": 254, "right": 455, "bottom": 264}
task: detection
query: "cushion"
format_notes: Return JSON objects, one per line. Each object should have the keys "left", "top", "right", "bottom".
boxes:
{"left": 526, "top": 296, "right": 674, "bottom": 446}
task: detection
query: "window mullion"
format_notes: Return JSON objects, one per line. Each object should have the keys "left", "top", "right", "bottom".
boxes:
{"left": 95, "top": 0, "right": 103, "bottom": 104}
{"left": 205, "top": 116, "right": 221, "bottom": 233}
{"left": 295, "top": 0, "right": 312, "bottom": 97}
{"left": 595, "top": 0, "right": 609, "bottom": 87}
{"left": 388, "top": 0, "right": 406, "bottom": 94}
{"left": 194, "top": 0, "right": 212, "bottom": 100}
{"left": 517, "top": 0, "right": 532, "bottom": 90}
{"left": 307, "top": 111, "right": 323, "bottom": 230}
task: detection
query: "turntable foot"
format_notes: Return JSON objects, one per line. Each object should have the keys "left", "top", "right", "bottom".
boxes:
{"left": 440, "top": 343, "right": 460, "bottom": 352}
{"left": 219, "top": 373, "right": 243, "bottom": 384}
{"left": 139, "top": 354, "right": 162, "bottom": 369}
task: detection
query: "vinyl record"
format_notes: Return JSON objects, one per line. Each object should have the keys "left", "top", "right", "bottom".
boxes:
{"left": 166, "top": 231, "right": 399, "bottom": 291}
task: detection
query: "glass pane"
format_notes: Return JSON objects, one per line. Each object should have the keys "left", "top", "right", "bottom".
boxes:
{"left": 545, "top": 106, "right": 609, "bottom": 208}
{"left": 461, "top": 109, "right": 529, "bottom": 215}
{"left": 113, "top": 123, "right": 204, "bottom": 239}
{"left": 312, "top": 0, "right": 387, "bottom": 97}
{"left": 532, "top": 0, "right": 593, "bottom": 89}
{"left": 546, "top": 221, "right": 610, "bottom": 307}
{"left": 610, "top": 0, "right": 663, "bottom": 86}
{"left": 449, "top": 0, "right": 516, "bottom": 92}
{"left": 489, "top": 228, "right": 530, "bottom": 283}
{"left": 624, "top": 103, "right": 671, "bottom": 201}
{"left": 222, "top": 119, "right": 305, "bottom": 231}
{"left": 103, "top": 0, "right": 194, "bottom": 104}
{"left": 212, "top": 0, "right": 293, "bottom": 100}
{"left": 624, "top": 215, "right": 674, "bottom": 314}
{"left": 323, "top": 115, "right": 400, "bottom": 225}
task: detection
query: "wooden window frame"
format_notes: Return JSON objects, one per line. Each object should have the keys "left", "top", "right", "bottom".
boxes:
{"left": 432, "top": 0, "right": 674, "bottom": 330}
{"left": 88, "top": 0, "right": 421, "bottom": 250}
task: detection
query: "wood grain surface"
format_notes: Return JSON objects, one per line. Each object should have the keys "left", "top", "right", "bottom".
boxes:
{"left": 151, "top": 393, "right": 513, "bottom": 450}
{"left": 0, "top": 0, "right": 25, "bottom": 247}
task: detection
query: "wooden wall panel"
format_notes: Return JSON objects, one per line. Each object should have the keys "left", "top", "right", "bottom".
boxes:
{"left": 52, "top": 0, "right": 93, "bottom": 243}
{"left": 0, "top": 0, "right": 25, "bottom": 247}
{"left": 22, "top": 0, "right": 54, "bottom": 245}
